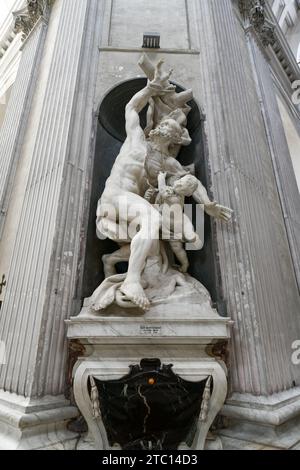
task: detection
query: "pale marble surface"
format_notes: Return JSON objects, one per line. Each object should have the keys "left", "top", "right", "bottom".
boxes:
{"left": 66, "top": 54, "right": 232, "bottom": 451}
{"left": 67, "top": 302, "right": 231, "bottom": 450}
{"left": 218, "top": 387, "right": 300, "bottom": 450}
{"left": 92, "top": 54, "right": 232, "bottom": 312}
{"left": 67, "top": 318, "right": 230, "bottom": 345}
{"left": 0, "top": 390, "right": 78, "bottom": 450}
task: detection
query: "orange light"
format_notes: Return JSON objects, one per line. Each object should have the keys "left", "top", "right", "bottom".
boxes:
{"left": 148, "top": 378, "right": 155, "bottom": 385}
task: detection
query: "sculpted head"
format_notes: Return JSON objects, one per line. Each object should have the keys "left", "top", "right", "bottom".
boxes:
{"left": 173, "top": 175, "right": 198, "bottom": 197}
{"left": 149, "top": 118, "right": 191, "bottom": 147}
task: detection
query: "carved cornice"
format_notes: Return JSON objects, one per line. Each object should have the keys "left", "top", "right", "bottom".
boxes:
{"left": 238, "top": 0, "right": 300, "bottom": 84}
{"left": 238, "top": 0, "right": 276, "bottom": 47}
{"left": 13, "top": 0, "right": 54, "bottom": 40}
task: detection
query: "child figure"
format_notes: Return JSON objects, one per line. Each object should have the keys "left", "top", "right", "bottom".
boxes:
{"left": 156, "top": 172, "right": 204, "bottom": 273}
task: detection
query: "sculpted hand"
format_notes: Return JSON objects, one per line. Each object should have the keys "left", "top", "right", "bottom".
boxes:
{"left": 204, "top": 202, "right": 233, "bottom": 222}
{"left": 149, "top": 59, "right": 176, "bottom": 94}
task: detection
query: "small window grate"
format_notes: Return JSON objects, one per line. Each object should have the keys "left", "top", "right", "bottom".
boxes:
{"left": 142, "top": 32, "right": 160, "bottom": 49}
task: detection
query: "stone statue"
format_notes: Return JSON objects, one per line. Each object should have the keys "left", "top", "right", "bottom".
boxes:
{"left": 88, "top": 55, "right": 233, "bottom": 314}
{"left": 70, "top": 58, "right": 232, "bottom": 450}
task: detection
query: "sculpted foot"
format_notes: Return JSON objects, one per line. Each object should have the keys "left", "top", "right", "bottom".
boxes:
{"left": 120, "top": 281, "right": 150, "bottom": 311}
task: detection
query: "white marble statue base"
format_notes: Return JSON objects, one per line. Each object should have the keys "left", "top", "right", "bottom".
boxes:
{"left": 67, "top": 307, "right": 231, "bottom": 450}
{"left": 68, "top": 296, "right": 231, "bottom": 344}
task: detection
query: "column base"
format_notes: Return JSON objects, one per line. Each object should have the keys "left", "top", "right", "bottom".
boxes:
{"left": 0, "top": 390, "right": 79, "bottom": 450}
{"left": 218, "top": 388, "right": 300, "bottom": 450}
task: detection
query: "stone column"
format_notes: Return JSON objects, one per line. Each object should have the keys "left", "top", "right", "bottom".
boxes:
{"left": 189, "top": 0, "right": 300, "bottom": 448}
{"left": 246, "top": 3, "right": 300, "bottom": 292}
{"left": 0, "top": 0, "right": 104, "bottom": 449}
{"left": 0, "top": 17, "right": 47, "bottom": 238}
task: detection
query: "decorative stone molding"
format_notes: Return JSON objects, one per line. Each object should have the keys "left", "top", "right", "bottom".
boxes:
{"left": 238, "top": 0, "right": 300, "bottom": 83}
{"left": 13, "top": 0, "right": 54, "bottom": 40}
{"left": 239, "top": 0, "right": 276, "bottom": 46}
{"left": 67, "top": 310, "right": 230, "bottom": 450}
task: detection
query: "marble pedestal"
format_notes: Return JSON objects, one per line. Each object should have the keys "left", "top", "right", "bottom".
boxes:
{"left": 67, "top": 302, "right": 231, "bottom": 450}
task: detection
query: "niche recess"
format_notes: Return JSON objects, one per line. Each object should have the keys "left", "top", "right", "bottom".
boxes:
{"left": 82, "top": 78, "right": 223, "bottom": 310}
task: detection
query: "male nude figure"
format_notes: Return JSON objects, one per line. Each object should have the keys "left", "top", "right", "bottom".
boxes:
{"left": 97, "top": 61, "right": 173, "bottom": 310}
{"left": 98, "top": 59, "right": 232, "bottom": 310}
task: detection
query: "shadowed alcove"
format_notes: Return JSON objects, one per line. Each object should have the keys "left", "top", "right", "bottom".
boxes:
{"left": 82, "top": 78, "right": 223, "bottom": 310}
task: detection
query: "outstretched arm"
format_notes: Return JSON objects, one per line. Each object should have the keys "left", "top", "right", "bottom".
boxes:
{"left": 125, "top": 58, "right": 175, "bottom": 142}
{"left": 193, "top": 180, "right": 233, "bottom": 222}
{"left": 192, "top": 180, "right": 211, "bottom": 205}
{"left": 138, "top": 53, "right": 193, "bottom": 110}
{"left": 125, "top": 86, "right": 155, "bottom": 143}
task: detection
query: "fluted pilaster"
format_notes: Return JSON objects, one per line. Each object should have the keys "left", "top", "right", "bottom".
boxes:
{"left": 0, "top": 0, "right": 103, "bottom": 397}
{"left": 191, "top": 0, "right": 300, "bottom": 395}
{"left": 247, "top": 33, "right": 300, "bottom": 291}
{"left": 0, "top": 21, "right": 47, "bottom": 238}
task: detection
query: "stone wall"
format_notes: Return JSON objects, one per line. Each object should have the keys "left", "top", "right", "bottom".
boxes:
{"left": 0, "top": 0, "right": 300, "bottom": 449}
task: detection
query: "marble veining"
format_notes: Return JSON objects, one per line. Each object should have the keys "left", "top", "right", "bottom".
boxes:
{"left": 91, "top": 359, "right": 211, "bottom": 450}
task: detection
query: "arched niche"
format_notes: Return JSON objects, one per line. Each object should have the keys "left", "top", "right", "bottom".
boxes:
{"left": 82, "top": 78, "right": 223, "bottom": 310}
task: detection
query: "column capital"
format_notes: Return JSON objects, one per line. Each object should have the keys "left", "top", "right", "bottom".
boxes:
{"left": 13, "top": 0, "right": 55, "bottom": 40}
{"left": 238, "top": 0, "right": 275, "bottom": 46}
